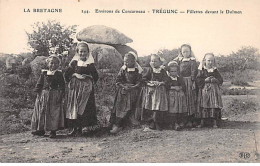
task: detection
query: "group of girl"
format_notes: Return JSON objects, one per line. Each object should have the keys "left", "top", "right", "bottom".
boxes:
{"left": 31, "top": 42, "right": 223, "bottom": 138}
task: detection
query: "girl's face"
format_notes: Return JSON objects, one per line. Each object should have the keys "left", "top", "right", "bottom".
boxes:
{"left": 169, "top": 67, "right": 178, "bottom": 77}
{"left": 205, "top": 54, "right": 215, "bottom": 69}
{"left": 181, "top": 46, "right": 191, "bottom": 58}
{"left": 78, "top": 46, "right": 89, "bottom": 61}
{"left": 124, "top": 56, "right": 135, "bottom": 68}
{"left": 150, "top": 56, "right": 162, "bottom": 68}
{"left": 48, "top": 58, "right": 59, "bottom": 71}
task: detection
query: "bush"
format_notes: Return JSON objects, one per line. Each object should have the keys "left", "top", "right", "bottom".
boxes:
{"left": 229, "top": 70, "right": 255, "bottom": 86}
{"left": 26, "top": 20, "right": 77, "bottom": 57}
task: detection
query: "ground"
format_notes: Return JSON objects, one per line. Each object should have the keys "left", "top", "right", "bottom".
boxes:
{"left": 0, "top": 95, "right": 259, "bottom": 163}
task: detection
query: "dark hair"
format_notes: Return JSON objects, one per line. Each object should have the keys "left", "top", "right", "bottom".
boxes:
{"left": 76, "top": 42, "right": 90, "bottom": 53}
{"left": 181, "top": 44, "right": 191, "bottom": 51}
{"left": 124, "top": 52, "right": 136, "bottom": 60}
{"left": 180, "top": 44, "right": 192, "bottom": 57}
{"left": 166, "top": 61, "right": 179, "bottom": 71}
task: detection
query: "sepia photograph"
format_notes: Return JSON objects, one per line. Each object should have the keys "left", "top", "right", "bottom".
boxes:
{"left": 0, "top": 0, "right": 259, "bottom": 163}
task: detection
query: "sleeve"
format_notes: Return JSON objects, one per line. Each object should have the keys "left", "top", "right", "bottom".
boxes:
{"left": 196, "top": 69, "right": 206, "bottom": 89}
{"left": 213, "top": 69, "right": 223, "bottom": 85}
{"left": 142, "top": 67, "right": 152, "bottom": 82}
{"left": 135, "top": 72, "right": 143, "bottom": 87}
{"left": 64, "top": 60, "right": 77, "bottom": 83}
{"left": 34, "top": 71, "right": 45, "bottom": 93}
{"left": 88, "top": 63, "right": 99, "bottom": 84}
{"left": 161, "top": 69, "right": 172, "bottom": 88}
{"left": 191, "top": 60, "right": 198, "bottom": 81}
{"left": 115, "top": 68, "right": 125, "bottom": 85}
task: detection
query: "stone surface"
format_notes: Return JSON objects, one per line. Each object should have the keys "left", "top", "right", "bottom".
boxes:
{"left": 30, "top": 56, "right": 47, "bottom": 77}
{"left": 76, "top": 25, "right": 133, "bottom": 45}
{"left": 71, "top": 43, "right": 123, "bottom": 69}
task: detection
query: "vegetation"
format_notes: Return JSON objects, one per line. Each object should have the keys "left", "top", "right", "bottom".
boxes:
{"left": 26, "top": 20, "right": 77, "bottom": 57}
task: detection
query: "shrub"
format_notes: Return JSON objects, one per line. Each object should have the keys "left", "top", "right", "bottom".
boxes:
{"left": 26, "top": 20, "right": 77, "bottom": 57}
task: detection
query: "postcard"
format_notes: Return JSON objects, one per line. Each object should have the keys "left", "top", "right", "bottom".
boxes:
{"left": 0, "top": 0, "right": 259, "bottom": 163}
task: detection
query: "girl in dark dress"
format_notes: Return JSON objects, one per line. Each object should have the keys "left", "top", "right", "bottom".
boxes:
{"left": 139, "top": 54, "right": 170, "bottom": 131}
{"left": 31, "top": 55, "right": 65, "bottom": 138}
{"left": 64, "top": 42, "right": 99, "bottom": 136}
{"left": 172, "top": 44, "right": 198, "bottom": 127}
{"left": 196, "top": 53, "right": 223, "bottom": 128}
{"left": 166, "top": 61, "right": 188, "bottom": 131}
{"left": 110, "top": 52, "right": 142, "bottom": 134}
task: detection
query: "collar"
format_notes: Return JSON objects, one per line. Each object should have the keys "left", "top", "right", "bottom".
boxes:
{"left": 182, "top": 57, "right": 196, "bottom": 62}
{"left": 77, "top": 59, "right": 92, "bottom": 67}
{"left": 69, "top": 53, "right": 95, "bottom": 67}
{"left": 152, "top": 65, "right": 165, "bottom": 73}
{"left": 121, "top": 62, "right": 143, "bottom": 74}
{"left": 127, "top": 68, "right": 136, "bottom": 72}
{"left": 204, "top": 66, "right": 217, "bottom": 72}
{"left": 170, "top": 76, "right": 178, "bottom": 80}
{"left": 42, "top": 69, "right": 61, "bottom": 75}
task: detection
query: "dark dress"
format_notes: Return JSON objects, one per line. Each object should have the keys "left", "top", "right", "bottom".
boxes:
{"left": 110, "top": 67, "right": 142, "bottom": 126}
{"left": 31, "top": 70, "right": 65, "bottom": 132}
{"left": 173, "top": 57, "right": 198, "bottom": 116}
{"left": 137, "top": 67, "right": 170, "bottom": 123}
{"left": 196, "top": 68, "right": 223, "bottom": 119}
{"left": 64, "top": 60, "right": 99, "bottom": 128}
{"left": 166, "top": 76, "right": 188, "bottom": 124}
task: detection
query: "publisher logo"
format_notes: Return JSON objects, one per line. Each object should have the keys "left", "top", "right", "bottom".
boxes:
{"left": 239, "top": 152, "right": 250, "bottom": 159}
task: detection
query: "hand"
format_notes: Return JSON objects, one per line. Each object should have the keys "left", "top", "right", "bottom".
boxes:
{"left": 171, "top": 86, "right": 179, "bottom": 91}
{"left": 211, "top": 77, "right": 219, "bottom": 83}
{"left": 121, "top": 85, "right": 131, "bottom": 91}
{"left": 205, "top": 77, "right": 211, "bottom": 82}
{"left": 73, "top": 73, "right": 87, "bottom": 80}
{"left": 158, "top": 82, "right": 165, "bottom": 86}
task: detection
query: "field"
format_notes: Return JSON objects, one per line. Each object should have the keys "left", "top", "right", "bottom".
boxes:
{"left": 0, "top": 92, "right": 259, "bottom": 162}
{"left": 0, "top": 50, "right": 260, "bottom": 162}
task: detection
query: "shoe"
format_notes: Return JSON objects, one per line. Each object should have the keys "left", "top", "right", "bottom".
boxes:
{"left": 179, "top": 122, "right": 185, "bottom": 129}
{"left": 155, "top": 123, "right": 162, "bottom": 131}
{"left": 67, "top": 128, "right": 77, "bottom": 136}
{"left": 149, "top": 122, "right": 155, "bottom": 130}
{"left": 174, "top": 123, "right": 181, "bottom": 131}
{"left": 49, "top": 131, "right": 56, "bottom": 138}
{"left": 32, "top": 130, "right": 45, "bottom": 136}
{"left": 143, "top": 127, "right": 154, "bottom": 132}
{"left": 213, "top": 125, "right": 218, "bottom": 128}
{"left": 110, "top": 125, "right": 122, "bottom": 134}
{"left": 186, "top": 122, "right": 193, "bottom": 128}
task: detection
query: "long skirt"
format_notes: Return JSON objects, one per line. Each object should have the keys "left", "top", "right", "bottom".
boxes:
{"left": 110, "top": 87, "right": 140, "bottom": 125}
{"left": 168, "top": 89, "right": 187, "bottom": 114}
{"left": 135, "top": 85, "right": 168, "bottom": 123}
{"left": 197, "top": 83, "right": 223, "bottom": 119}
{"left": 31, "top": 89, "right": 64, "bottom": 131}
{"left": 166, "top": 89, "right": 188, "bottom": 124}
{"left": 183, "top": 77, "right": 197, "bottom": 116}
{"left": 142, "top": 85, "right": 168, "bottom": 112}
{"left": 66, "top": 77, "right": 97, "bottom": 128}
{"left": 66, "top": 77, "right": 93, "bottom": 119}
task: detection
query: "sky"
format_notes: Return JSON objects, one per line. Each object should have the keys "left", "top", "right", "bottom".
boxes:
{"left": 0, "top": 0, "right": 259, "bottom": 61}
